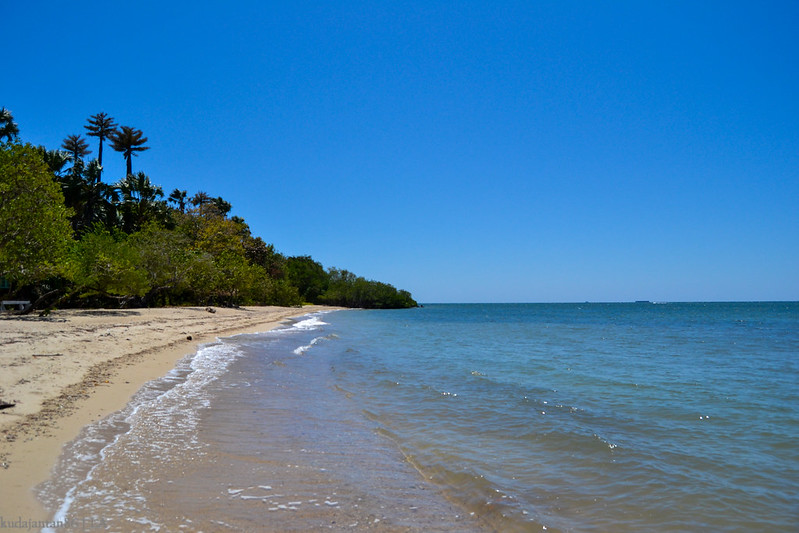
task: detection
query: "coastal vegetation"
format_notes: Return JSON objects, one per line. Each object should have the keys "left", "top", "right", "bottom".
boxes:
{"left": 0, "top": 108, "right": 417, "bottom": 311}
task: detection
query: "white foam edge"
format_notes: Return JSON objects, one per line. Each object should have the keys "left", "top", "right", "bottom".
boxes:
{"left": 43, "top": 339, "right": 244, "bottom": 531}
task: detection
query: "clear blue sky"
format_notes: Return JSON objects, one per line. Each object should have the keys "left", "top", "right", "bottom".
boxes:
{"left": 6, "top": 1, "right": 798, "bottom": 303}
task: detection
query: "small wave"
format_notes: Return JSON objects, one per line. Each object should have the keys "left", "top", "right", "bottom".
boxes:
{"left": 292, "top": 315, "right": 329, "bottom": 330}
{"left": 292, "top": 335, "right": 328, "bottom": 355}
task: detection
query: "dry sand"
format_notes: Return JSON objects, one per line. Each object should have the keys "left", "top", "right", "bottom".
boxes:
{"left": 0, "top": 305, "right": 333, "bottom": 522}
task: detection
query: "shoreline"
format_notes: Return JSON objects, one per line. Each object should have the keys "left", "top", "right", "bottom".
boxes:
{"left": 0, "top": 305, "right": 337, "bottom": 521}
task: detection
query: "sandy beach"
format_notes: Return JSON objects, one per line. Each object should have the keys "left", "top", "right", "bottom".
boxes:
{"left": 0, "top": 305, "right": 332, "bottom": 523}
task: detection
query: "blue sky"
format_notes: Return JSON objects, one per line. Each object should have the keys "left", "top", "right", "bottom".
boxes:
{"left": 6, "top": 1, "right": 798, "bottom": 303}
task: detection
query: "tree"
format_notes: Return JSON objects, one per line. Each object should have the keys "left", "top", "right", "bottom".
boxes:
{"left": 244, "top": 236, "right": 286, "bottom": 279}
{"left": 61, "top": 134, "right": 91, "bottom": 176}
{"left": 57, "top": 161, "right": 91, "bottom": 229}
{"left": 318, "top": 267, "right": 418, "bottom": 309}
{"left": 68, "top": 226, "right": 150, "bottom": 301}
{"left": 76, "top": 160, "right": 119, "bottom": 234}
{"left": 35, "top": 147, "right": 71, "bottom": 176}
{"left": 0, "top": 108, "right": 20, "bottom": 143}
{"left": 83, "top": 112, "right": 118, "bottom": 169}
{"left": 109, "top": 125, "right": 149, "bottom": 176}
{"left": 286, "top": 256, "right": 329, "bottom": 303}
{"left": 61, "top": 134, "right": 91, "bottom": 161}
{"left": 115, "top": 172, "right": 168, "bottom": 233}
{"left": 177, "top": 210, "right": 246, "bottom": 257}
{"left": 0, "top": 143, "right": 73, "bottom": 286}
{"left": 168, "top": 188, "right": 187, "bottom": 212}
{"left": 51, "top": 153, "right": 118, "bottom": 235}
{"left": 128, "top": 223, "right": 194, "bottom": 305}
{"left": 190, "top": 191, "right": 213, "bottom": 216}
{"left": 212, "top": 196, "right": 232, "bottom": 217}
{"left": 186, "top": 191, "right": 233, "bottom": 218}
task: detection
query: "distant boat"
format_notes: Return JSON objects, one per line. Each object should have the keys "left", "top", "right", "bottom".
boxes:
{"left": 634, "top": 300, "right": 653, "bottom": 304}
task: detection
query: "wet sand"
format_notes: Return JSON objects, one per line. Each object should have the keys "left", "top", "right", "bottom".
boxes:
{"left": 0, "top": 305, "right": 333, "bottom": 522}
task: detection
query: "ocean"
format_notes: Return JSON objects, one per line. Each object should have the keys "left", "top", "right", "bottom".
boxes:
{"left": 38, "top": 303, "right": 799, "bottom": 532}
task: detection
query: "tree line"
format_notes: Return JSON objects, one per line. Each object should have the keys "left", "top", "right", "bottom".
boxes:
{"left": 0, "top": 108, "right": 418, "bottom": 311}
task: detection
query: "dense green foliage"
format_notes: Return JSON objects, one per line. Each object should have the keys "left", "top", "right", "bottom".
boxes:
{"left": 0, "top": 143, "right": 74, "bottom": 285}
{"left": 286, "top": 256, "right": 329, "bottom": 302}
{"left": 285, "top": 258, "right": 416, "bottom": 309}
{"left": 319, "top": 268, "right": 417, "bottom": 309}
{"left": 0, "top": 110, "right": 417, "bottom": 310}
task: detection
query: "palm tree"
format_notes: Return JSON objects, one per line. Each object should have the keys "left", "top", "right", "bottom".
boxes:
{"left": 190, "top": 191, "right": 212, "bottom": 211}
{"left": 212, "top": 196, "right": 232, "bottom": 217}
{"left": 168, "top": 189, "right": 188, "bottom": 213}
{"left": 61, "top": 134, "right": 92, "bottom": 176}
{"left": 118, "top": 172, "right": 164, "bottom": 204}
{"left": 189, "top": 192, "right": 232, "bottom": 217}
{"left": 116, "top": 172, "right": 167, "bottom": 232}
{"left": 35, "top": 147, "right": 71, "bottom": 177}
{"left": 0, "top": 107, "right": 20, "bottom": 142}
{"left": 56, "top": 159, "right": 118, "bottom": 235}
{"left": 109, "top": 126, "right": 149, "bottom": 176}
{"left": 83, "top": 112, "right": 118, "bottom": 168}
{"left": 80, "top": 160, "right": 119, "bottom": 230}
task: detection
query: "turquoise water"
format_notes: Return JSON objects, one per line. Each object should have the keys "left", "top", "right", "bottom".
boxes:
{"left": 321, "top": 303, "right": 799, "bottom": 531}
{"left": 40, "top": 303, "right": 799, "bottom": 531}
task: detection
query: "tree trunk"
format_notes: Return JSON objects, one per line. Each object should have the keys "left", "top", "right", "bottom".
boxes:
{"left": 20, "top": 287, "right": 64, "bottom": 315}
